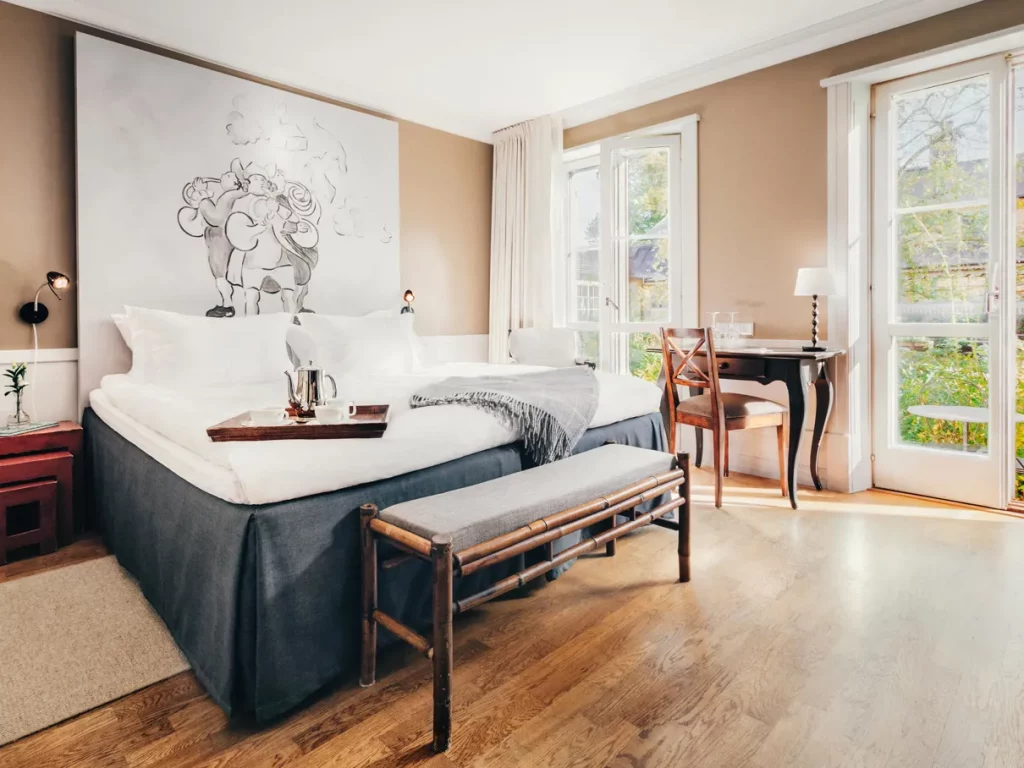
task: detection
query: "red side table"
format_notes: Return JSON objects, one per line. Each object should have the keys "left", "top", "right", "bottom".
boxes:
{"left": 0, "top": 421, "right": 82, "bottom": 562}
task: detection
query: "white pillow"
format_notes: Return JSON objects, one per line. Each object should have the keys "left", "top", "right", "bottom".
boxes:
{"left": 297, "top": 312, "right": 418, "bottom": 376}
{"left": 125, "top": 306, "right": 293, "bottom": 390}
{"left": 112, "top": 312, "right": 132, "bottom": 350}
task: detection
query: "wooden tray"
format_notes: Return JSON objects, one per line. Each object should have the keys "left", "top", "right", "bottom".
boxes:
{"left": 207, "top": 405, "right": 390, "bottom": 442}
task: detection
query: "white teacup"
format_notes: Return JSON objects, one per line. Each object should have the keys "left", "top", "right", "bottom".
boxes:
{"left": 250, "top": 408, "right": 286, "bottom": 426}
{"left": 316, "top": 402, "right": 357, "bottom": 425}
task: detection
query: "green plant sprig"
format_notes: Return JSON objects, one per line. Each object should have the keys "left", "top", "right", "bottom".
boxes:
{"left": 4, "top": 363, "right": 27, "bottom": 398}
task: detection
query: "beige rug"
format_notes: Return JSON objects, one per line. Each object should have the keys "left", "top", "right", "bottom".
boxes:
{"left": 0, "top": 556, "right": 190, "bottom": 746}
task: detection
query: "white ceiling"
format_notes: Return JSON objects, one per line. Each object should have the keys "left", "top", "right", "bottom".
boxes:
{"left": 11, "top": 0, "right": 983, "bottom": 141}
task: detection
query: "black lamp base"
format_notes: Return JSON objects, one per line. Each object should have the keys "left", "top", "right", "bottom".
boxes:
{"left": 802, "top": 345, "right": 826, "bottom": 352}
{"left": 19, "top": 302, "right": 49, "bottom": 325}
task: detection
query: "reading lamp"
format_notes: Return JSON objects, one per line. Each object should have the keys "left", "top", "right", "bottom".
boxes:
{"left": 19, "top": 271, "right": 71, "bottom": 325}
{"left": 18, "top": 271, "right": 71, "bottom": 421}
{"left": 401, "top": 289, "right": 416, "bottom": 315}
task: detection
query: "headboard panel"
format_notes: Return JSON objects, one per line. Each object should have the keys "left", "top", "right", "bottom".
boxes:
{"left": 75, "top": 34, "right": 399, "bottom": 411}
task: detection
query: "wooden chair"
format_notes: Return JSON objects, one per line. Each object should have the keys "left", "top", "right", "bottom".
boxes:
{"left": 660, "top": 327, "right": 788, "bottom": 508}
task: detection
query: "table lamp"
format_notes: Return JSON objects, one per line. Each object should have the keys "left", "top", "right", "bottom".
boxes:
{"left": 793, "top": 267, "right": 836, "bottom": 352}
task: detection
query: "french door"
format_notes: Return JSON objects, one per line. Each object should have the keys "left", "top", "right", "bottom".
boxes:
{"left": 872, "top": 56, "right": 1013, "bottom": 508}
{"left": 565, "top": 133, "right": 688, "bottom": 380}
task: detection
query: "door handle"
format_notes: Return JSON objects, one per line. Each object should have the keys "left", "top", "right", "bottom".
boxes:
{"left": 605, "top": 297, "right": 620, "bottom": 311}
{"left": 986, "top": 286, "right": 1000, "bottom": 315}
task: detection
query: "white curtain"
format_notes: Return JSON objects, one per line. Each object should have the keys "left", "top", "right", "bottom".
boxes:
{"left": 488, "top": 115, "right": 564, "bottom": 363}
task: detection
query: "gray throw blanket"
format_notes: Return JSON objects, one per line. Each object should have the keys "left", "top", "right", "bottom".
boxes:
{"left": 410, "top": 367, "right": 600, "bottom": 464}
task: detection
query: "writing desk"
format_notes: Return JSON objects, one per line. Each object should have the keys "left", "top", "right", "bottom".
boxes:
{"left": 651, "top": 346, "right": 842, "bottom": 509}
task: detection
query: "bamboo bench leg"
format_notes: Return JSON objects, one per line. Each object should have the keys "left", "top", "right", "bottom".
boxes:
{"left": 360, "top": 504, "right": 378, "bottom": 687}
{"left": 604, "top": 438, "right": 618, "bottom": 557}
{"left": 432, "top": 534, "right": 454, "bottom": 752}
{"left": 678, "top": 453, "right": 691, "bottom": 583}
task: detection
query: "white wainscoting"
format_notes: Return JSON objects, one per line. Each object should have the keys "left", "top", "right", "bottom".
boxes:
{"left": 0, "top": 348, "right": 80, "bottom": 424}
{"left": 420, "top": 334, "right": 489, "bottom": 364}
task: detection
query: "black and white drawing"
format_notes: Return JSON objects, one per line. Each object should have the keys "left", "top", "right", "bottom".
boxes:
{"left": 177, "top": 159, "right": 321, "bottom": 316}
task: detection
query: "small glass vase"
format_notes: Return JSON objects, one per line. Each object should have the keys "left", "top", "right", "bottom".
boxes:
{"left": 6, "top": 401, "right": 30, "bottom": 427}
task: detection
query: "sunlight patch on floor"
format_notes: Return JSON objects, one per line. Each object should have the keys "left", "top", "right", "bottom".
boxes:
{"left": 687, "top": 472, "right": 1006, "bottom": 523}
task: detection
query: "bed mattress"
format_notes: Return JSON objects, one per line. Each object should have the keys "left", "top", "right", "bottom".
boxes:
{"left": 91, "top": 363, "right": 662, "bottom": 504}
{"left": 90, "top": 390, "right": 245, "bottom": 502}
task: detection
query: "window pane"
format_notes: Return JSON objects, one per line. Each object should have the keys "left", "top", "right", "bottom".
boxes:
{"left": 895, "top": 207, "right": 988, "bottom": 323}
{"left": 628, "top": 332, "right": 662, "bottom": 382}
{"left": 895, "top": 75, "right": 989, "bottom": 209}
{"left": 569, "top": 166, "right": 600, "bottom": 248}
{"left": 627, "top": 239, "right": 669, "bottom": 323}
{"left": 623, "top": 148, "right": 669, "bottom": 237}
{"left": 576, "top": 330, "right": 600, "bottom": 367}
{"left": 897, "top": 336, "right": 988, "bottom": 453}
{"left": 572, "top": 248, "right": 600, "bottom": 322}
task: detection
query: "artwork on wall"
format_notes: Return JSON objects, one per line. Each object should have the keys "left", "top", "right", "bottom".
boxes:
{"left": 75, "top": 33, "right": 400, "bottom": 406}
{"left": 176, "top": 158, "right": 324, "bottom": 317}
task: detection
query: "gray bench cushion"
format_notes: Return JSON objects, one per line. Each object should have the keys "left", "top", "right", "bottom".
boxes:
{"left": 377, "top": 444, "right": 676, "bottom": 552}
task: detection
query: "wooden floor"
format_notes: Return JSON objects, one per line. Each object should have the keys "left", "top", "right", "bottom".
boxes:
{"left": 3, "top": 470, "right": 1024, "bottom": 768}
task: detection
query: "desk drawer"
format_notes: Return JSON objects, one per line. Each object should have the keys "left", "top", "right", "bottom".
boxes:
{"left": 708, "top": 356, "right": 766, "bottom": 379}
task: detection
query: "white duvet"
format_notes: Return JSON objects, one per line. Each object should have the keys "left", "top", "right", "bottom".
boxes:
{"left": 96, "top": 364, "right": 662, "bottom": 505}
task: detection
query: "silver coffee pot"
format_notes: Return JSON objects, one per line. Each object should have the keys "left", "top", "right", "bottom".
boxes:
{"left": 285, "top": 362, "right": 338, "bottom": 417}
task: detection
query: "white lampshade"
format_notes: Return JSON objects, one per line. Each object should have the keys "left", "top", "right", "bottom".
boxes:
{"left": 793, "top": 267, "right": 837, "bottom": 297}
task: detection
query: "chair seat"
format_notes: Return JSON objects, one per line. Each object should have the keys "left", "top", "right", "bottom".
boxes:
{"left": 677, "top": 393, "right": 787, "bottom": 420}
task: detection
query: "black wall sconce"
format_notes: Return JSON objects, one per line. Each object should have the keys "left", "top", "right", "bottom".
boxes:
{"left": 19, "top": 271, "right": 71, "bottom": 325}
{"left": 401, "top": 289, "right": 416, "bottom": 315}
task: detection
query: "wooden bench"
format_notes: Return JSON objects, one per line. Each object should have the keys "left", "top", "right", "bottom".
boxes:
{"left": 359, "top": 444, "right": 691, "bottom": 752}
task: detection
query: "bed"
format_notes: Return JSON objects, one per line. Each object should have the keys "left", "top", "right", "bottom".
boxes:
{"left": 85, "top": 360, "right": 666, "bottom": 721}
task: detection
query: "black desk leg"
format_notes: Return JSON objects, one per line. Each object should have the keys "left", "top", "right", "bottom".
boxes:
{"left": 810, "top": 363, "right": 834, "bottom": 491}
{"left": 783, "top": 366, "right": 811, "bottom": 510}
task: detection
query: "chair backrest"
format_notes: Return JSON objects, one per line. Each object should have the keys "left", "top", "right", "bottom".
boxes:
{"left": 508, "top": 327, "right": 578, "bottom": 368}
{"left": 659, "top": 327, "right": 725, "bottom": 425}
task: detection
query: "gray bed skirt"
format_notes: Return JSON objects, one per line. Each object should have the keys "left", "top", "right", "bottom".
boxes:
{"left": 83, "top": 408, "right": 666, "bottom": 722}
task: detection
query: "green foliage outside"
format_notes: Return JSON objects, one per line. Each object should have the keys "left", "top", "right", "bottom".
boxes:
{"left": 628, "top": 332, "right": 662, "bottom": 382}
{"left": 895, "top": 80, "right": 989, "bottom": 325}
{"left": 626, "top": 152, "right": 668, "bottom": 236}
{"left": 576, "top": 331, "right": 662, "bottom": 383}
{"left": 897, "top": 339, "right": 989, "bottom": 449}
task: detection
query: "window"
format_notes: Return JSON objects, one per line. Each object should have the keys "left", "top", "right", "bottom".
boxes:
{"left": 561, "top": 118, "right": 698, "bottom": 380}
{"left": 568, "top": 166, "right": 601, "bottom": 323}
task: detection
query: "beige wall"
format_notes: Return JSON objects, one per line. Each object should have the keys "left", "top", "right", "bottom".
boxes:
{"left": 565, "top": 0, "right": 1024, "bottom": 340}
{"left": 0, "top": 0, "right": 492, "bottom": 349}
{"left": 399, "top": 121, "right": 492, "bottom": 336}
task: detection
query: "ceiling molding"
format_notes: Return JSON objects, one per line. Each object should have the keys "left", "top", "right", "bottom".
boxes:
{"left": 822, "top": 22, "right": 1024, "bottom": 85}
{"left": 556, "top": 0, "right": 983, "bottom": 130}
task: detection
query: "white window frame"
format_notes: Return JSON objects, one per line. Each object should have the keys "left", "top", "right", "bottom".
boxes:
{"left": 559, "top": 115, "right": 699, "bottom": 372}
